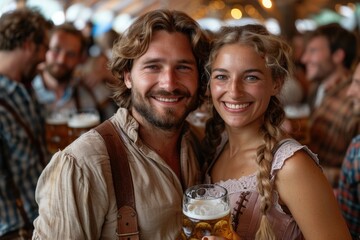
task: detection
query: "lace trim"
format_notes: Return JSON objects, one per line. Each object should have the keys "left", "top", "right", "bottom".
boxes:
{"left": 271, "top": 139, "right": 319, "bottom": 176}
{"left": 216, "top": 139, "right": 319, "bottom": 194}
{"left": 218, "top": 174, "right": 258, "bottom": 193}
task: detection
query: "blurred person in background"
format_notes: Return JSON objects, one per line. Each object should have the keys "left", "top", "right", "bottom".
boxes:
{"left": 280, "top": 32, "right": 309, "bottom": 106}
{"left": 0, "top": 8, "right": 51, "bottom": 239}
{"left": 77, "top": 28, "right": 119, "bottom": 119}
{"left": 32, "top": 23, "right": 115, "bottom": 123}
{"left": 337, "top": 60, "right": 360, "bottom": 239}
{"left": 32, "top": 9, "right": 210, "bottom": 239}
{"left": 81, "top": 20, "right": 95, "bottom": 58}
{"left": 280, "top": 32, "right": 311, "bottom": 144}
{"left": 301, "top": 23, "right": 359, "bottom": 187}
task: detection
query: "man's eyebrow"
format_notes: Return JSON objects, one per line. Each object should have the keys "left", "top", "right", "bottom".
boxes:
{"left": 141, "top": 58, "right": 196, "bottom": 65}
{"left": 178, "top": 59, "right": 197, "bottom": 64}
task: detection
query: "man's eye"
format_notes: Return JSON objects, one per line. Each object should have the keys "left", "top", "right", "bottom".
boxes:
{"left": 145, "top": 65, "right": 159, "bottom": 70}
{"left": 49, "top": 47, "right": 60, "bottom": 54}
{"left": 66, "top": 52, "right": 77, "bottom": 58}
{"left": 178, "top": 65, "right": 191, "bottom": 70}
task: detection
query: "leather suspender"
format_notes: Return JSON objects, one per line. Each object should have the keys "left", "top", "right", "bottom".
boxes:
{"left": 95, "top": 120, "right": 139, "bottom": 240}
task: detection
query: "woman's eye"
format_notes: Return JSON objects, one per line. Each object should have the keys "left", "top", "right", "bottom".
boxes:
{"left": 213, "top": 74, "right": 227, "bottom": 80}
{"left": 245, "top": 75, "right": 259, "bottom": 82}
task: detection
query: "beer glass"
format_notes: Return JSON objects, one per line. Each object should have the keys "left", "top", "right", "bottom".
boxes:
{"left": 45, "top": 110, "right": 70, "bottom": 154}
{"left": 68, "top": 108, "right": 100, "bottom": 142}
{"left": 284, "top": 104, "right": 310, "bottom": 144}
{"left": 180, "top": 184, "right": 233, "bottom": 240}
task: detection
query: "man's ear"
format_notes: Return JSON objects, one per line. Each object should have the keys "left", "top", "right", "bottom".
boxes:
{"left": 124, "top": 71, "right": 132, "bottom": 89}
{"left": 332, "top": 49, "right": 345, "bottom": 65}
{"left": 22, "top": 38, "right": 35, "bottom": 52}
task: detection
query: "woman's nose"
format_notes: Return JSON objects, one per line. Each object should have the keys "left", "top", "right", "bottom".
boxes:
{"left": 228, "top": 78, "right": 243, "bottom": 97}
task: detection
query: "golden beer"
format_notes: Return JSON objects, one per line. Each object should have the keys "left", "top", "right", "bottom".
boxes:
{"left": 45, "top": 114, "right": 69, "bottom": 154}
{"left": 284, "top": 104, "right": 310, "bottom": 144}
{"left": 180, "top": 184, "right": 233, "bottom": 240}
{"left": 68, "top": 111, "right": 100, "bottom": 142}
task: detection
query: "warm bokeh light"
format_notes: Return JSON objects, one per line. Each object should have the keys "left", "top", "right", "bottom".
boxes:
{"left": 212, "top": 0, "right": 225, "bottom": 10}
{"left": 261, "top": 0, "right": 272, "bottom": 9}
{"left": 231, "top": 8, "right": 242, "bottom": 19}
{"left": 245, "top": 4, "right": 256, "bottom": 15}
{"left": 0, "top": 0, "right": 359, "bottom": 38}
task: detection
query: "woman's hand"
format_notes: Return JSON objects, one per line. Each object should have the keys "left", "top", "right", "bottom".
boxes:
{"left": 201, "top": 232, "right": 241, "bottom": 240}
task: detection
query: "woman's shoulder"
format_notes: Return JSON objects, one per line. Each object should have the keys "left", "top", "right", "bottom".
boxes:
{"left": 271, "top": 138, "right": 320, "bottom": 176}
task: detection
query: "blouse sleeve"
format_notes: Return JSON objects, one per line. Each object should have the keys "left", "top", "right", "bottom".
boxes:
{"left": 271, "top": 139, "right": 320, "bottom": 177}
{"left": 32, "top": 150, "right": 112, "bottom": 239}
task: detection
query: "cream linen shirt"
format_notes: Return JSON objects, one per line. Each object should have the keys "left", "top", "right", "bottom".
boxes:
{"left": 32, "top": 108, "right": 201, "bottom": 240}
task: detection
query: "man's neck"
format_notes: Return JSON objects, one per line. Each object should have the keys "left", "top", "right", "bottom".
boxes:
{"left": 322, "top": 68, "right": 351, "bottom": 91}
{"left": 139, "top": 121, "right": 182, "bottom": 160}
{"left": 42, "top": 70, "right": 68, "bottom": 100}
{"left": 140, "top": 123, "right": 183, "bottom": 180}
{"left": 0, "top": 51, "right": 23, "bottom": 82}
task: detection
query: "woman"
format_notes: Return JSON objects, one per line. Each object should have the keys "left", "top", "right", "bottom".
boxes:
{"left": 202, "top": 25, "right": 350, "bottom": 240}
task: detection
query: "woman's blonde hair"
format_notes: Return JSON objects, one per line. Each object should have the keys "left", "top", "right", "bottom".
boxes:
{"left": 203, "top": 24, "right": 293, "bottom": 239}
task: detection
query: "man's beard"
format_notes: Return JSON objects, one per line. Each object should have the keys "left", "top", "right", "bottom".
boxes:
{"left": 46, "top": 63, "right": 73, "bottom": 83}
{"left": 21, "top": 63, "right": 39, "bottom": 89}
{"left": 132, "top": 89, "right": 198, "bottom": 131}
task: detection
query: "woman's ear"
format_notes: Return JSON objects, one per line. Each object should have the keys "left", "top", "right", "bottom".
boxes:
{"left": 271, "top": 78, "right": 283, "bottom": 96}
{"left": 124, "top": 71, "right": 132, "bottom": 89}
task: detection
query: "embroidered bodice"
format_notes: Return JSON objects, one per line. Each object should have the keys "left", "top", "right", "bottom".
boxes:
{"left": 204, "top": 138, "right": 319, "bottom": 240}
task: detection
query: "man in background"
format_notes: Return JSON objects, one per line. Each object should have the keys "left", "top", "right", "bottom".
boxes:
{"left": 301, "top": 23, "right": 359, "bottom": 186}
{"left": 32, "top": 23, "right": 116, "bottom": 122}
{"left": 0, "top": 8, "right": 51, "bottom": 238}
{"left": 337, "top": 60, "right": 360, "bottom": 239}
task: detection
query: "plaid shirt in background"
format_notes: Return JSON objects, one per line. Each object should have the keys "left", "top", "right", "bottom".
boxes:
{"left": 337, "top": 135, "right": 360, "bottom": 239}
{"left": 308, "top": 78, "right": 360, "bottom": 184}
{"left": 0, "top": 75, "right": 48, "bottom": 236}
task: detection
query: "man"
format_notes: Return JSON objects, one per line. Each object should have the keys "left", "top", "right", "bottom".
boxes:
{"left": 32, "top": 23, "right": 116, "bottom": 122}
{"left": 32, "top": 9, "right": 210, "bottom": 239}
{"left": 337, "top": 61, "right": 360, "bottom": 239}
{"left": 0, "top": 8, "right": 51, "bottom": 238}
{"left": 301, "top": 23, "right": 359, "bottom": 186}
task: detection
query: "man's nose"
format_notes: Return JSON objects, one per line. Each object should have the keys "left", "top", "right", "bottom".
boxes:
{"left": 56, "top": 51, "right": 67, "bottom": 64}
{"left": 159, "top": 68, "right": 178, "bottom": 90}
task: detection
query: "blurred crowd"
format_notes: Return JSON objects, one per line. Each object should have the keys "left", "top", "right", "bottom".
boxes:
{"left": 0, "top": 5, "right": 360, "bottom": 240}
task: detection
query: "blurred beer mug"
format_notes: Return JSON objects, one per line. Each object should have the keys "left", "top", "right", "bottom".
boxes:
{"left": 180, "top": 184, "right": 233, "bottom": 240}
{"left": 45, "top": 110, "right": 70, "bottom": 154}
{"left": 284, "top": 104, "right": 310, "bottom": 144}
{"left": 68, "top": 108, "right": 100, "bottom": 142}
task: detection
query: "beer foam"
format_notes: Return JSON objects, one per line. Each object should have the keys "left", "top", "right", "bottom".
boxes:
{"left": 184, "top": 199, "right": 230, "bottom": 220}
{"left": 68, "top": 113, "right": 100, "bottom": 128}
{"left": 46, "top": 115, "right": 68, "bottom": 125}
{"left": 284, "top": 104, "right": 310, "bottom": 119}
